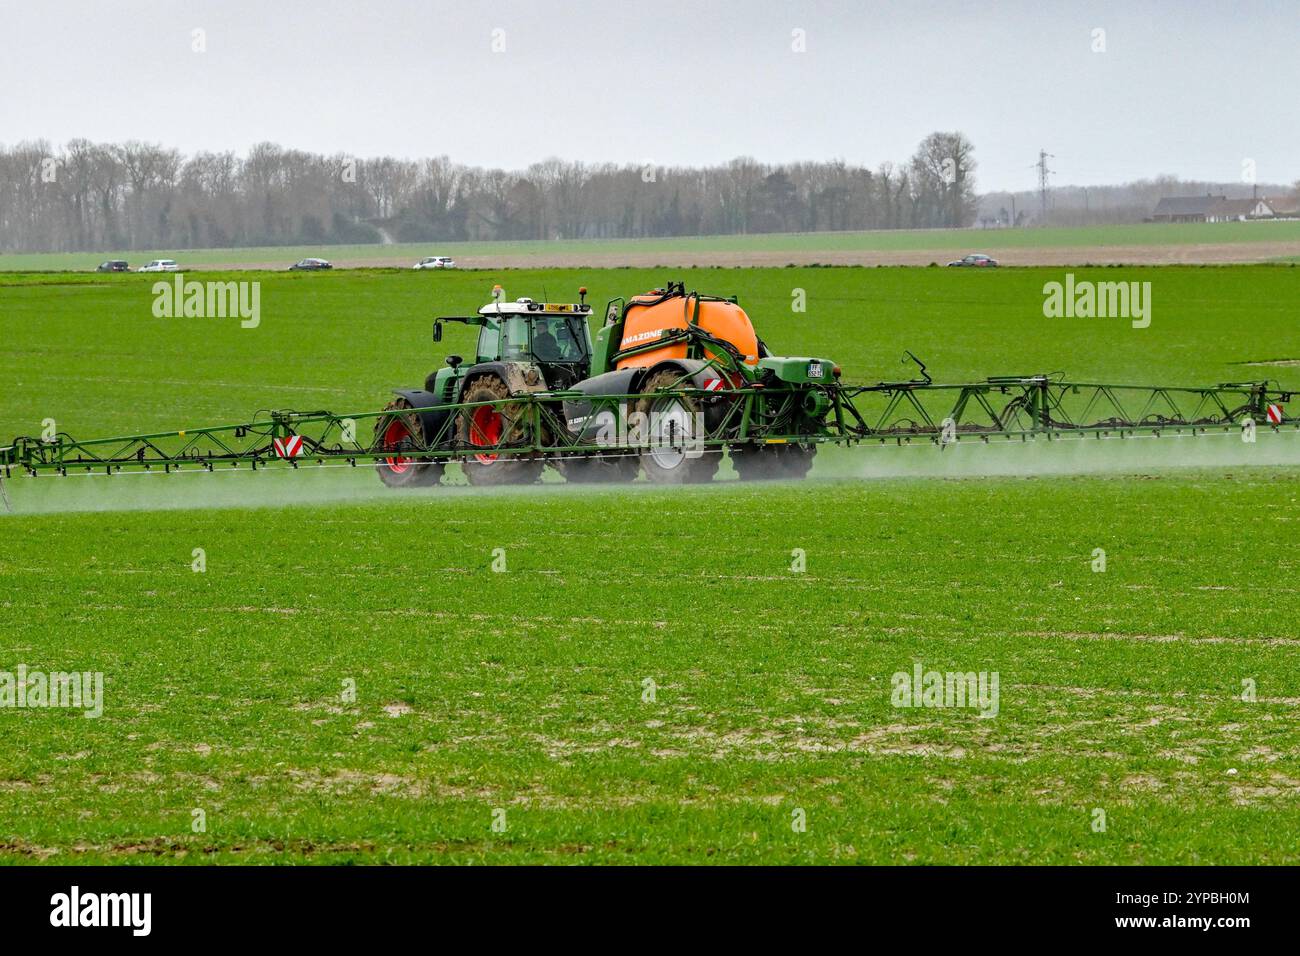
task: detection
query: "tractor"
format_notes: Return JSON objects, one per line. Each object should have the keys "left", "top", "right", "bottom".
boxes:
{"left": 375, "top": 285, "right": 595, "bottom": 487}
{"left": 374, "top": 282, "right": 843, "bottom": 487}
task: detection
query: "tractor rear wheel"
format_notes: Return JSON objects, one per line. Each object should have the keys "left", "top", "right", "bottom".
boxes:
{"left": 456, "top": 375, "right": 544, "bottom": 486}
{"left": 375, "top": 398, "right": 443, "bottom": 488}
{"left": 632, "top": 369, "right": 719, "bottom": 485}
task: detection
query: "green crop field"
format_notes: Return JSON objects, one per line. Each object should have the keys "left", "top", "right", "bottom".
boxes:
{"left": 1, "top": 266, "right": 1298, "bottom": 863}
{"left": 3, "top": 219, "right": 1300, "bottom": 271}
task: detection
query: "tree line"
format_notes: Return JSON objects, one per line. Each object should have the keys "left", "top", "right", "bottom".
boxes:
{"left": 0, "top": 133, "right": 979, "bottom": 253}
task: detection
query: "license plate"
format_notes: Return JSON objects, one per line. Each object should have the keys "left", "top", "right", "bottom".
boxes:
{"left": 807, "top": 362, "right": 823, "bottom": 378}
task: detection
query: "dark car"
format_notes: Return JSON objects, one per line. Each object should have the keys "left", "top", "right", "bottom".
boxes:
{"left": 947, "top": 253, "right": 998, "bottom": 267}
{"left": 289, "top": 258, "right": 333, "bottom": 271}
{"left": 96, "top": 260, "right": 130, "bottom": 273}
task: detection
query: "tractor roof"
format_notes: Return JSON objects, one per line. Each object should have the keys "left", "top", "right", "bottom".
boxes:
{"left": 477, "top": 297, "right": 591, "bottom": 317}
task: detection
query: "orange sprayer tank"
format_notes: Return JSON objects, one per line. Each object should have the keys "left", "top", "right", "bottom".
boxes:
{"left": 615, "top": 292, "right": 760, "bottom": 370}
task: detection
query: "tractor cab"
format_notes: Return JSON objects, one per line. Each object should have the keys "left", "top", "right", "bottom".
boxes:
{"left": 473, "top": 298, "right": 593, "bottom": 386}
{"left": 429, "top": 289, "right": 595, "bottom": 398}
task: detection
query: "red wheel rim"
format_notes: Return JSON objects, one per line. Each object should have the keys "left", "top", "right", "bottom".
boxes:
{"left": 469, "top": 406, "right": 502, "bottom": 463}
{"left": 383, "top": 418, "right": 413, "bottom": 473}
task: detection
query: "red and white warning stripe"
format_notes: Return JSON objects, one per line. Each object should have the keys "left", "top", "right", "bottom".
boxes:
{"left": 1266, "top": 403, "right": 1283, "bottom": 425}
{"left": 703, "top": 378, "right": 725, "bottom": 392}
{"left": 273, "top": 434, "right": 304, "bottom": 458}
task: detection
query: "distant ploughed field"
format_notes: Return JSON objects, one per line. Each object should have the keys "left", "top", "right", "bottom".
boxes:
{"left": 207, "top": 240, "right": 1300, "bottom": 270}
{"left": 3, "top": 221, "right": 1300, "bottom": 272}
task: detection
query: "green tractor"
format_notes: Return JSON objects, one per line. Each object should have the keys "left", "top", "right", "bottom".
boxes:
{"left": 376, "top": 285, "right": 597, "bottom": 487}
{"left": 376, "top": 282, "right": 843, "bottom": 487}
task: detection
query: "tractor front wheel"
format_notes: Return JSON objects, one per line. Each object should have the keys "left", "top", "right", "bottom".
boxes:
{"left": 456, "top": 375, "right": 544, "bottom": 486}
{"left": 375, "top": 398, "right": 443, "bottom": 488}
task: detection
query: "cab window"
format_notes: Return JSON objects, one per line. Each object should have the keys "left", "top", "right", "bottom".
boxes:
{"left": 476, "top": 322, "right": 501, "bottom": 362}
{"left": 500, "top": 317, "right": 532, "bottom": 362}
{"left": 531, "top": 316, "right": 587, "bottom": 362}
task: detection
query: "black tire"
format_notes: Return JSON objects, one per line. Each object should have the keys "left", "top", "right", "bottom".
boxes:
{"left": 782, "top": 443, "right": 817, "bottom": 479}
{"left": 730, "top": 444, "right": 782, "bottom": 480}
{"left": 456, "top": 375, "right": 544, "bottom": 486}
{"left": 375, "top": 398, "right": 443, "bottom": 488}
{"left": 557, "top": 453, "right": 640, "bottom": 484}
{"left": 730, "top": 442, "right": 817, "bottom": 481}
{"left": 632, "top": 369, "right": 719, "bottom": 485}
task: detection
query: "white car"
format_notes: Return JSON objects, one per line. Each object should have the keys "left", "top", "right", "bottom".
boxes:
{"left": 414, "top": 256, "right": 455, "bottom": 270}
{"left": 139, "top": 259, "right": 180, "bottom": 273}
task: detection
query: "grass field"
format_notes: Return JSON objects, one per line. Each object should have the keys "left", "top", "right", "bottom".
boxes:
{"left": 4, "top": 219, "right": 1300, "bottom": 272}
{"left": 1, "top": 266, "right": 1298, "bottom": 863}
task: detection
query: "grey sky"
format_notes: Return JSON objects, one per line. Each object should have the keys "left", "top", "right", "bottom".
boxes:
{"left": 2, "top": 0, "right": 1295, "bottom": 193}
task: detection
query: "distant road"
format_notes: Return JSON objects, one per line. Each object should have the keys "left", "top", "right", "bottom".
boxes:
{"left": 202, "top": 241, "right": 1300, "bottom": 269}
{"left": 3, "top": 221, "right": 1298, "bottom": 271}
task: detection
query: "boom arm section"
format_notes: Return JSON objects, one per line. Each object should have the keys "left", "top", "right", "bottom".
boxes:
{"left": 2, "top": 376, "right": 1294, "bottom": 479}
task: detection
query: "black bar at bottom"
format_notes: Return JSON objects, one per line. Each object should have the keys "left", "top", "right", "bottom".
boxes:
{"left": 0, "top": 865, "right": 1282, "bottom": 942}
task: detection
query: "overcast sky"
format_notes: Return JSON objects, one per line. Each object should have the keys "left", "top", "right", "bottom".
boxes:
{"left": 2, "top": 0, "right": 1295, "bottom": 193}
